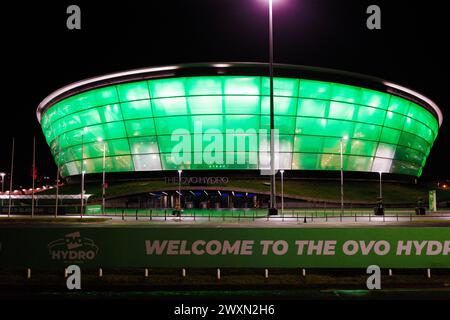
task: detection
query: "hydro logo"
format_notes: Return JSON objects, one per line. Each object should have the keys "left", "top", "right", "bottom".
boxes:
{"left": 48, "top": 232, "right": 99, "bottom": 262}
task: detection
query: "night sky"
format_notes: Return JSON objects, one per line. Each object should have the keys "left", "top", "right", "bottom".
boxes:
{"left": 1, "top": 0, "right": 448, "bottom": 188}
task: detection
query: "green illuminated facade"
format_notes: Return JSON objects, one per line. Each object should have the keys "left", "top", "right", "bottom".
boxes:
{"left": 37, "top": 64, "right": 441, "bottom": 178}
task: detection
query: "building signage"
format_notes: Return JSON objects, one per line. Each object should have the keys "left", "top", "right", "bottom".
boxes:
{"left": 165, "top": 176, "right": 229, "bottom": 185}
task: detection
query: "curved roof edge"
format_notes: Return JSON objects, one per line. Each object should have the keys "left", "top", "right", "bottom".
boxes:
{"left": 36, "top": 62, "right": 443, "bottom": 127}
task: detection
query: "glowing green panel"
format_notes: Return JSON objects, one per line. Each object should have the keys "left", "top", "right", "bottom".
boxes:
{"left": 347, "top": 155, "right": 373, "bottom": 171}
{"left": 360, "top": 89, "right": 389, "bottom": 109}
{"left": 117, "top": 81, "right": 150, "bottom": 101}
{"left": 149, "top": 78, "right": 186, "bottom": 98}
{"left": 186, "top": 77, "right": 222, "bottom": 95}
{"left": 352, "top": 123, "right": 381, "bottom": 141}
{"left": 132, "top": 154, "right": 162, "bottom": 171}
{"left": 157, "top": 135, "right": 187, "bottom": 153}
{"left": 223, "top": 77, "right": 260, "bottom": 95}
{"left": 297, "top": 99, "right": 328, "bottom": 118}
{"left": 380, "top": 127, "right": 401, "bottom": 145}
{"left": 357, "top": 106, "right": 386, "bottom": 124}
{"left": 328, "top": 102, "right": 355, "bottom": 121}
{"left": 293, "top": 136, "right": 324, "bottom": 153}
{"left": 129, "top": 136, "right": 159, "bottom": 154}
{"left": 188, "top": 96, "right": 223, "bottom": 114}
{"left": 154, "top": 116, "right": 190, "bottom": 135}
{"left": 121, "top": 100, "right": 153, "bottom": 120}
{"left": 125, "top": 119, "right": 156, "bottom": 137}
{"left": 388, "top": 96, "right": 410, "bottom": 115}
{"left": 348, "top": 139, "right": 378, "bottom": 157}
{"left": 225, "top": 96, "right": 260, "bottom": 114}
{"left": 225, "top": 115, "right": 259, "bottom": 131}
{"left": 274, "top": 97, "right": 298, "bottom": 116}
{"left": 383, "top": 111, "right": 405, "bottom": 130}
{"left": 152, "top": 97, "right": 187, "bottom": 116}
{"left": 261, "top": 77, "right": 299, "bottom": 97}
{"left": 330, "top": 83, "right": 361, "bottom": 104}
{"left": 191, "top": 115, "right": 224, "bottom": 133}
{"left": 273, "top": 116, "right": 296, "bottom": 134}
{"left": 299, "top": 80, "right": 332, "bottom": 99}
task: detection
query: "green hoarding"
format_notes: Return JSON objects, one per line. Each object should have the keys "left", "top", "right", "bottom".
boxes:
{"left": 0, "top": 227, "right": 449, "bottom": 269}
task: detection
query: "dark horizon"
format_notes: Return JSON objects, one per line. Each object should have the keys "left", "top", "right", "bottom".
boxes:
{"left": 1, "top": 0, "right": 448, "bottom": 188}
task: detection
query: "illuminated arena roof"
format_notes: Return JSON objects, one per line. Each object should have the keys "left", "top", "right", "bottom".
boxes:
{"left": 37, "top": 63, "right": 442, "bottom": 178}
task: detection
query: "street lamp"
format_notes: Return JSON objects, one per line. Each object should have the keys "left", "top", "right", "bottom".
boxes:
{"left": 0, "top": 172, "right": 5, "bottom": 208}
{"left": 80, "top": 128, "right": 87, "bottom": 217}
{"left": 280, "top": 169, "right": 284, "bottom": 216}
{"left": 379, "top": 171, "right": 382, "bottom": 199}
{"left": 268, "top": 0, "right": 278, "bottom": 216}
{"left": 98, "top": 137, "right": 106, "bottom": 215}
{"left": 340, "top": 135, "right": 348, "bottom": 217}
{"left": 178, "top": 170, "right": 182, "bottom": 208}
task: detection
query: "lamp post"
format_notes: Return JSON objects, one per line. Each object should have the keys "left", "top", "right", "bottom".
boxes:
{"left": 268, "top": 0, "right": 278, "bottom": 215}
{"left": 1, "top": 172, "right": 5, "bottom": 208}
{"left": 280, "top": 169, "right": 284, "bottom": 216}
{"left": 31, "top": 136, "right": 36, "bottom": 218}
{"left": 340, "top": 135, "right": 348, "bottom": 217}
{"left": 55, "top": 137, "right": 61, "bottom": 218}
{"left": 8, "top": 137, "right": 15, "bottom": 218}
{"left": 98, "top": 137, "right": 106, "bottom": 215}
{"left": 178, "top": 170, "right": 182, "bottom": 208}
{"left": 379, "top": 171, "right": 382, "bottom": 199}
{"left": 80, "top": 129, "right": 87, "bottom": 217}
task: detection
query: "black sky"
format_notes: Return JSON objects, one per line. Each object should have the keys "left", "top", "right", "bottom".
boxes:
{"left": 1, "top": 0, "right": 448, "bottom": 187}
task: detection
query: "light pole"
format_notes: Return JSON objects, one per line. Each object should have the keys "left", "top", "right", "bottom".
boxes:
{"left": 1, "top": 172, "right": 5, "bottom": 208}
{"left": 268, "top": 0, "right": 278, "bottom": 215}
{"left": 340, "top": 135, "right": 348, "bottom": 216}
{"left": 8, "top": 137, "right": 15, "bottom": 218}
{"left": 80, "top": 129, "right": 87, "bottom": 217}
{"left": 178, "top": 170, "right": 182, "bottom": 208}
{"left": 55, "top": 137, "right": 61, "bottom": 218}
{"left": 31, "top": 136, "right": 36, "bottom": 218}
{"left": 98, "top": 138, "right": 106, "bottom": 215}
{"left": 280, "top": 169, "right": 284, "bottom": 216}
{"left": 379, "top": 171, "right": 382, "bottom": 199}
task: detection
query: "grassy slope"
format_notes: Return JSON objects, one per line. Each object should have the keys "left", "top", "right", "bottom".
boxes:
{"left": 38, "top": 179, "right": 450, "bottom": 204}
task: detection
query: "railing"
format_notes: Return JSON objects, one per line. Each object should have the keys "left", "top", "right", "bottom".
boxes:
{"left": 2, "top": 205, "right": 449, "bottom": 223}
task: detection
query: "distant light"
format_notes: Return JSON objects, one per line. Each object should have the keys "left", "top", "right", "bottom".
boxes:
{"left": 212, "top": 63, "right": 231, "bottom": 68}
{"left": 97, "top": 137, "right": 103, "bottom": 142}
{"left": 178, "top": 170, "right": 182, "bottom": 174}
{"left": 342, "top": 135, "right": 349, "bottom": 140}
{"left": 280, "top": 169, "right": 285, "bottom": 174}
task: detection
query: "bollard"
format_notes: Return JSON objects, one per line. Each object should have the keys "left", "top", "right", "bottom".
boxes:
{"left": 264, "top": 268, "right": 269, "bottom": 279}
{"left": 325, "top": 212, "right": 328, "bottom": 222}
{"left": 136, "top": 209, "right": 138, "bottom": 221}
{"left": 122, "top": 209, "right": 124, "bottom": 220}
{"left": 165, "top": 210, "right": 167, "bottom": 221}
{"left": 302, "top": 268, "right": 306, "bottom": 277}
{"left": 182, "top": 268, "right": 186, "bottom": 278}
{"left": 99, "top": 268, "right": 103, "bottom": 277}
{"left": 145, "top": 268, "right": 149, "bottom": 277}
{"left": 389, "top": 269, "right": 392, "bottom": 276}
{"left": 217, "top": 268, "right": 221, "bottom": 280}
{"left": 427, "top": 268, "right": 431, "bottom": 279}
{"left": 303, "top": 216, "right": 307, "bottom": 224}
{"left": 27, "top": 268, "right": 31, "bottom": 279}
